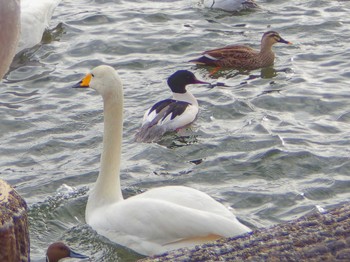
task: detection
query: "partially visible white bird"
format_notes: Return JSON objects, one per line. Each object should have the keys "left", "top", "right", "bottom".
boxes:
{"left": 135, "top": 70, "right": 209, "bottom": 143}
{"left": 203, "top": 0, "right": 258, "bottom": 12}
{"left": 0, "top": 0, "right": 20, "bottom": 79}
{"left": 17, "top": 0, "right": 62, "bottom": 53}
{"left": 72, "top": 65, "right": 252, "bottom": 256}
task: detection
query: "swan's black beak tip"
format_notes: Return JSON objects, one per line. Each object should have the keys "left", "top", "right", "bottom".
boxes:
{"left": 72, "top": 81, "right": 84, "bottom": 88}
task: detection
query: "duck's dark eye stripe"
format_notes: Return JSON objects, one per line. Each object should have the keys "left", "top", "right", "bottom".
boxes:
{"left": 91, "top": 73, "right": 95, "bottom": 77}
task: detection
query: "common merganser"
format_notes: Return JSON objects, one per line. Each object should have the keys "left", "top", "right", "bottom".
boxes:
{"left": 135, "top": 70, "right": 210, "bottom": 142}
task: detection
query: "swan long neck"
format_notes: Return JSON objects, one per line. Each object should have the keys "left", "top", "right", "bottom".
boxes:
{"left": 172, "top": 91, "right": 198, "bottom": 107}
{"left": 87, "top": 87, "right": 124, "bottom": 215}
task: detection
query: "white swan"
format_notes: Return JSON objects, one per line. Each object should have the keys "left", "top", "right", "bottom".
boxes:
{"left": 17, "top": 0, "right": 62, "bottom": 53}
{"left": 0, "top": 0, "right": 20, "bottom": 79}
{"left": 203, "top": 0, "right": 258, "bottom": 12}
{"left": 135, "top": 70, "right": 209, "bottom": 143}
{"left": 72, "top": 65, "right": 251, "bottom": 256}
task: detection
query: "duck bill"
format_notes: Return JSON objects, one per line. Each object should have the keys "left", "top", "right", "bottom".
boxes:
{"left": 279, "top": 37, "right": 292, "bottom": 45}
{"left": 69, "top": 250, "right": 89, "bottom": 259}
{"left": 193, "top": 78, "right": 211, "bottom": 87}
{"left": 72, "top": 73, "right": 92, "bottom": 88}
{"left": 194, "top": 78, "right": 214, "bottom": 89}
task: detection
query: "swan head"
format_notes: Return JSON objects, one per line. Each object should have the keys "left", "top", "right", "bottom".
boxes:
{"left": 72, "top": 65, "right": 122, "bottom": 99}
{"left": 167, "top": 70, "right": 210, "bottom": 94}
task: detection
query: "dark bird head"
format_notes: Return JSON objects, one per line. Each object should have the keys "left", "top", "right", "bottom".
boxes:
{"left": 46, "top": 242, "right": 89, "bottom": 262}
{"left": 167, "top": 70, "right": 209, "bottom": 93}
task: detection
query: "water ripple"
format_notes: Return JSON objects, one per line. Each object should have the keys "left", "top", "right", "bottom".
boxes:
{"left": 1, "top": 0, "right": 350, "bottom": 260}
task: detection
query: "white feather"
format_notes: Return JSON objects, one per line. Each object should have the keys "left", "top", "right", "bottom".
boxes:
{"left": 17, "top": 0, "right": 62, "bottom": 53}
{"left": 88, "top": 186, "right": 250, "bottom": 256}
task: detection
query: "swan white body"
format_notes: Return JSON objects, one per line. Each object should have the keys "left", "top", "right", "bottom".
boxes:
{"left": 0, "top": 0, "right": 20, "bottom": 79}
{"left": 203, "top": 0, "right": 258, "bottom": 12}
{"left": 17, "top": 0, "right": 62, "bottom": 53}
{"left": 73, "top": 65, "right": 251, "bottom": 256}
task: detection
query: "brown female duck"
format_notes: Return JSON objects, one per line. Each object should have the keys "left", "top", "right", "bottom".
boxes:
{"left": 189, "top": 31, "right": 291, "bottom": 71}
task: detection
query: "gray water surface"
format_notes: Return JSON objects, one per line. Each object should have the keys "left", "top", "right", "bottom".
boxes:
{"left": 1, "top": 0, "right": 350, "bottom": 261}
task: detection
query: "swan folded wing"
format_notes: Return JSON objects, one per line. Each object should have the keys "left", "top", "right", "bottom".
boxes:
{"left": 89, "top": 198, "right": 250, "bottom": 256}
{"left": 133, "top": 186, "right": 236, "bottom": 220}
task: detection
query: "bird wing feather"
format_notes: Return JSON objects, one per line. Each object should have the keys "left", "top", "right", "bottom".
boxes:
{"left": 136, "top": 100, "right": 198, "bottom": 142}
{"left": 89, "top": 190, "right": 250, "bottom": 255}
{"left": 203, "top": 44, "right": 258, "bottom": 60}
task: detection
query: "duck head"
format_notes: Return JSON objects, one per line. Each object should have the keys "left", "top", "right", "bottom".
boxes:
{"left": 261, "top": 31, "right": 292, "bottom": 47}
{"left": 46, "top": 242, "right": 89, "bottom": 262}
{"left": 167, "top": 70, "right": 210, "bottom": 94}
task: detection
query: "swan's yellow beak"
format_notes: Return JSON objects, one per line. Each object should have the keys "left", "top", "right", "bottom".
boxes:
{"left": 72, "top": 73, "right": 92, "bottom": 88}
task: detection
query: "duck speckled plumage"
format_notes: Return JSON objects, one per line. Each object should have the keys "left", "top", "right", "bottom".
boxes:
{"left": 190, "top": 31, "right": 291, "bottom": 71}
